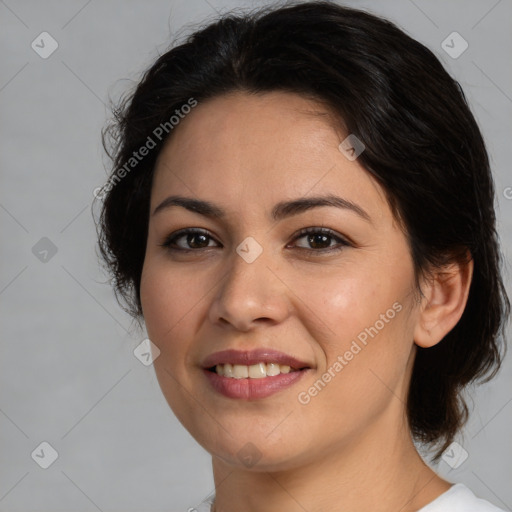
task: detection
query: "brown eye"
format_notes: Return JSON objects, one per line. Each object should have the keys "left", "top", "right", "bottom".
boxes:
{"left": 160, "top": 229, "right": 219, "bottom": 251}
{"left": 290, "top": 227, "right": 350, "bottom": 253}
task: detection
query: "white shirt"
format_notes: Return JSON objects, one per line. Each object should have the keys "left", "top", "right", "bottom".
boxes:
{"left": 417, "top": 483, "right": 505, "bottom": 511}
{"left": 189, "top": 483, "right": 506, "bottom": 511}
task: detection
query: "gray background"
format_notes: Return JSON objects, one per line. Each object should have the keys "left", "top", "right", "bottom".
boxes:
{"left": 1, "top": 0, "right": 511, "bottom": 511}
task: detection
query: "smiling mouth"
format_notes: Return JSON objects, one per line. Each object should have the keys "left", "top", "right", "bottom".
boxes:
{"left": 203, "top": 351, "right": 312, "bottom": 399}
{"left": 207, "top": 362, "right": 309, "bottom": 378}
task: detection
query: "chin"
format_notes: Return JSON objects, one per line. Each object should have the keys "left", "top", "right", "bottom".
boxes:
{"left": 196, "top": 429, "right": 310, "bottom": 472}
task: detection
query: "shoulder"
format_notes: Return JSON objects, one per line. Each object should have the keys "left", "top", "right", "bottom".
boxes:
{"left": 419, "top": 483, "right": 506, "bottom": 512}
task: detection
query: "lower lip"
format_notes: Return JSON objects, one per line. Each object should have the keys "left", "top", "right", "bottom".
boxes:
{"left": 203, "top": 368, "right": 309, "bottom": 399}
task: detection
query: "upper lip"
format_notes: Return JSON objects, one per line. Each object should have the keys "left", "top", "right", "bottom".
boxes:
{"left": 202, "top": 349, "right": 311, "bottom": 370}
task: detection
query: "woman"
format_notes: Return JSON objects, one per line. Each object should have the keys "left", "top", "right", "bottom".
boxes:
{"left": 97, "top": 2, "right": 510, "bottom": 511}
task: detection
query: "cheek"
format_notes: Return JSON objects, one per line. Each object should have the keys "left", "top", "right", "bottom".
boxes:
{"left": 298, "top": 263, "right": 414, "bottom": 392}
{"left": 295, "top": 263, "right": 408, "bottom": 346}
{"left": 140, "top": 261, "right": 204, "bottom": 419}
{"left": 139, "top": 260, "right": 203, "bottom": 355}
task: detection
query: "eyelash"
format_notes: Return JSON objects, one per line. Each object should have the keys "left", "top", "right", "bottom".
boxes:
{"left": 159, "top": 227, "right": 351, "bottom": 255}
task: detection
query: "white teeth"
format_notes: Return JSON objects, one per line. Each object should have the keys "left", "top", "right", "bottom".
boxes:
{"left": 248, "top": 363, "right": 267, "bottom": 379}
{"left": 224, "top": 363, "right": 234, "bottom": 378}
{"left": 266, "top": 362, "right": 280, "bottom": 376}
{"left": 232, "top": 364, "right": 249, "bottom": 379}
{"left": 214, "top": 362, "right": 299, "bottom": 378}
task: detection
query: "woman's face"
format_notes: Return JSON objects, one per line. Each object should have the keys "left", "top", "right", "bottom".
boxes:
{"left": 140, "top": 91, "right": 421, "bottom": 470}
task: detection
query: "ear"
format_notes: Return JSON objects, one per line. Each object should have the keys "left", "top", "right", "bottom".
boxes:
{"left": 414, "top": 253, "right": 474, "bottom": 348}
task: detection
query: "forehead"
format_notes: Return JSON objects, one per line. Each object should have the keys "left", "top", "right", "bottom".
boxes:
{"left": 151, "top": 91, "right": 388, "bottom": 222}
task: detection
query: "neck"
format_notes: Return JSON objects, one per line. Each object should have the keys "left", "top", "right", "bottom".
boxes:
{"left": 209, "top": 412, "right": 451, "bottom": 512}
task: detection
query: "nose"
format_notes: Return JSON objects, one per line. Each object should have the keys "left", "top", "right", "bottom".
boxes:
{"left": 208, "top": 243, "right": 291, "bottom": 332}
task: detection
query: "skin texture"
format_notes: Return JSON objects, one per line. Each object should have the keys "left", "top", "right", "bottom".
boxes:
{"left": 139, "top": 91, "right": 473, "bottom": 512}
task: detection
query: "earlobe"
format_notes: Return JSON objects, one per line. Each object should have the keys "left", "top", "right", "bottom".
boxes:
{"left": 413, "top": 254, "right": 474, "bottom": 348}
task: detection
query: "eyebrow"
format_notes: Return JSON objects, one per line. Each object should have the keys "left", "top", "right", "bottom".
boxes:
{"left": 152, "top": 194, "right": 371, "bottom": 223}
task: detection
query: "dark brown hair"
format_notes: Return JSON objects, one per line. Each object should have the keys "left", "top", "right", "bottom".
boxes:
{"left": 97, "top": 1, "right": 510, "bottom": 462}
